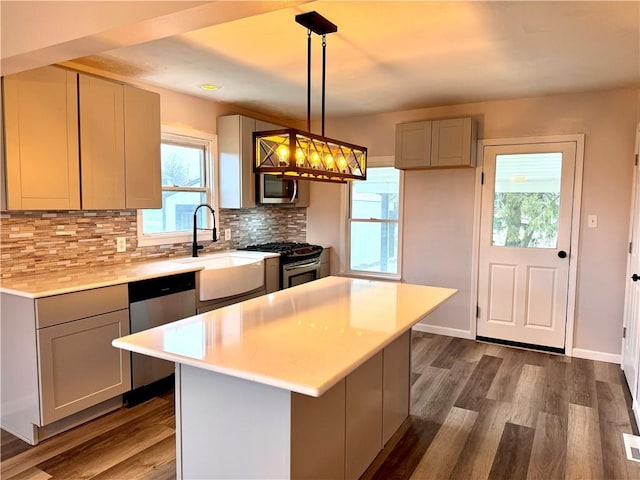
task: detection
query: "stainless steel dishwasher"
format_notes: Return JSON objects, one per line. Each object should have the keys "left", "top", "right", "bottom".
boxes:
{"left": 127, "top": 272, "right": 196, "bottom": 401}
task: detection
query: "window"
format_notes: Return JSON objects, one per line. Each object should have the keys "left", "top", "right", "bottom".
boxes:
{"left": 137, "top": 128, "right": 215, "bottom": 246}
{"left": 346, "top": 161, "right": 402, "bottom": 278}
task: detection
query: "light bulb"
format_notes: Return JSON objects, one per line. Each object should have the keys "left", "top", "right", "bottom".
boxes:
{"left": 338, "top": 156, "right": 347, "bottom": 172}
{"left": 311, "top": 152, "right": 320, "bottom": 168}
{"left": 326, "top": 155, "right": 334, "bottom": 169}
{"left": 277, "top": 146, "right": 289, "bottom": 166}
{"left": 296, "top": 149, "right": 305, "bottom": 167}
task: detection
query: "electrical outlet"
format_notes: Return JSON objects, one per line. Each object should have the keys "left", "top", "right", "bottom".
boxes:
{"left": 588, "top": 215, "right": 598, "bottom": 228}
{"left": 116, "top": 237, "right": 126, "bottom": 253}
{"left": 225, "top": 229, "right": 231, "bottom": 241}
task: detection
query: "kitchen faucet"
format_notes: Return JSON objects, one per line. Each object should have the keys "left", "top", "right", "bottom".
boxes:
{"left": 192, "top": 203, "right": 218, "bottom": 257}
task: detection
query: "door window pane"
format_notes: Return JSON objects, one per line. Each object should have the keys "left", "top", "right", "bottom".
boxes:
{"left": 350, "top": 221, "right": 398, "bottom": 274}
{"left": 492, "top": 153, "right": 562, "bottom": 248}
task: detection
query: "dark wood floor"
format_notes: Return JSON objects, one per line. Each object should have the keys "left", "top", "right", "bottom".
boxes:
{"left": 2, "top": 333, "right": 640, "bottom": 479}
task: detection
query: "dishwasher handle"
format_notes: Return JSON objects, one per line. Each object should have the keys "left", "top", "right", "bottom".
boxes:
{"left": 128, "top": 272, "right": 196, "bottom": 303}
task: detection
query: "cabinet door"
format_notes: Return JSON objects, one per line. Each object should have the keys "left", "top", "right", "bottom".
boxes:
{"left": 382, "top": 331, "right": 411, "bottom": 444}
{"left": 345, "top": 351, "right": 383, "bottom": 480}
{"left": 265, "top": 257, "right": 280, "bottom": 293}
{"left": 3, "top": 66, "right": 80, "bottom": 210}
{"left": 37, "top": 309, "right": 131, "bottom": 425}
{"left": 295, "top": 179, "right": 310, "bottom": 207}
{"left": 123, "top": 85, "right": 161, "bottom": 208}
{"left": 219, "top": 115, "right": 256, "bottom": 209}
{"left": 431, "top": 117, "right": 474, "bottom": 167}
{"left": 395, "top": 121, "right": 431, "bottom": 169}
{"left": 79, "top": 75, "right": 125, "bottom": 209}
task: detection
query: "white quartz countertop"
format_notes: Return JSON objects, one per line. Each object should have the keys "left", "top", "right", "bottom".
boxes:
{"left": 113, "top": 276, "right": 456, "bottom": 397}
{"left": 0, "top": 250, "right": 279, "bottom": 298}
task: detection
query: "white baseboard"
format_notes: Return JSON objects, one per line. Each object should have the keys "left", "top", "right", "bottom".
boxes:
{"left": 411, "top": 323, "right": 472, "bottom": 339}
{"left": 410, "top": 326, "right": 621, "bottom": 364}
{"left": 570, "top": 348, "right": 621, "bottom": 364}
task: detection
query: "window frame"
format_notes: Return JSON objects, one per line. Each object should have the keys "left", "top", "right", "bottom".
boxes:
{"left": 343, "top": 156, "right": 404, "bottom": 280}
{"left": 137, "top": 126, "right": 217, "bottom": 247}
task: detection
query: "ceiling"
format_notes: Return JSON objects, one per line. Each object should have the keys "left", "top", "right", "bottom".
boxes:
{"left": 54, "top": 2, "right": 640, "bottom": 123}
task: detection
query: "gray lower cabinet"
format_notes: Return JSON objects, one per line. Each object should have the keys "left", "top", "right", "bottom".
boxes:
{"left": 382, "top": 330, "right": 411, "bottom": 443}
{"left": 1, "top": 284, "right": 131, "bottom": 444}
{"left": 265, "top": 256, "right": 280, "bottom": 293}
{"left": 320, "top": 247, "right": 331, "bottom": 278}
{"left": 37, "top": 309, "right": 130, "bottom": 424}
{"left": 176, "top": 330, "right": 413, "bottom": 479}
{"left": 295, "top": 330, "right": 410, "bottom": 480}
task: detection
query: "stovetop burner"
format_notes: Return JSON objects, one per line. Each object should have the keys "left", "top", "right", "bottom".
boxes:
{"left": 239, "top": 242, "right": 323, "bottom": 262}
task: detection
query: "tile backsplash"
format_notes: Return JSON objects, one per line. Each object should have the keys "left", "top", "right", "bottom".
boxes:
{"left": 0, "top": 206, "right": 306, "bottom": 279}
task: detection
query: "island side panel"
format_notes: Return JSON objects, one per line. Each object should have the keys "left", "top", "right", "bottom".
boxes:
{"left": 176, "top": 364, "right": 292, "bottom": 479}
{"left": 345, "top": 351, "right": 384, "bottom": 480}
{"left": 382, "top": 330, "right": 411, "bottom": 444}
{"left": 291, "top": 379, "right": 346, "bottom": 480}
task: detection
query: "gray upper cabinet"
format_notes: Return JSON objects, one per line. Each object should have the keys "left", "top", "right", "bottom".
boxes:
{"left": 218, "top": 114, "right": 259, "bottom": 209}
{"left": 79, "top": 75, "right": 126, "bottom": 210}
{"left": 80, "top": 75, "right": 161, "bottom": 210}
{"left": 2, "top": 66, "right": 161, "bottom": 211}
{"left": 122, "top": 85, "right": 162, "bottom": 209}
{"left": 3, "top": 66, "right": 81, "bottom": 210}
{"left": 218, "top": 114, "right": 287, "bottom": 209}
{"left": 431, "top": 117, "right": 476, "bottom": 167}
{"left": 395, "top": 117, "right": 477, "bottom": 169}
{"left": 395, "top": 120, "right": 432, "bottom": 169}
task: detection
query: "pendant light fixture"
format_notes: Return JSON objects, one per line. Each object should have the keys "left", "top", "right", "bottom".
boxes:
{"left": 253, "top": 11, "right": 367, "bottom": 184}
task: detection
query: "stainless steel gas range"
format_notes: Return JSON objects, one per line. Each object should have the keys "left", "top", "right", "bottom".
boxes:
{"left": 239, "top": 242, "right": 323, "bottom": 289}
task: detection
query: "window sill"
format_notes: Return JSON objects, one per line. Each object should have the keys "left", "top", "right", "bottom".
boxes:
{"left": 339, "top": 271, "right": 402, "bottom": 282}
{"left": 137, "top": 231, "right": 214, "bottom": 247}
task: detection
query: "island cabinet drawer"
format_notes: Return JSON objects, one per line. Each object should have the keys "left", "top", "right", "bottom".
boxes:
{"left": 37, "top": 309, "right": 131, "bottom": 425}
{"left": 35, "top": 284, "right": 128, "bottom": 328}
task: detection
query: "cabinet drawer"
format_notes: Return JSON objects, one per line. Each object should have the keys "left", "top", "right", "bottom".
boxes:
{"left": 36, "top": 284, "right": 128, "bottom": 328}
{"left": 37, "top": 309, "right": 131, "bottom": 425}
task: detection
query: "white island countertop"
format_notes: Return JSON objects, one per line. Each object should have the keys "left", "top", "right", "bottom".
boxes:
{"left": 113, "top": 276, "right": 456, "bottom": 397}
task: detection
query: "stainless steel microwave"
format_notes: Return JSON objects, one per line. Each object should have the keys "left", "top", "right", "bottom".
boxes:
{"left": 257, "top": 173, "right": 301, "bottom": 204}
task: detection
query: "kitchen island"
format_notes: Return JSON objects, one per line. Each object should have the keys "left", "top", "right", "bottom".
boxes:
{"left": 113, "top": 276, "right": 456, "bottom": 479}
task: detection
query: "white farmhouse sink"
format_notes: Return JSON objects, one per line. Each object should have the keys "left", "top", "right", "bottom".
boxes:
{"left": 177, "top": 253, "right": 264, "bottom": 301}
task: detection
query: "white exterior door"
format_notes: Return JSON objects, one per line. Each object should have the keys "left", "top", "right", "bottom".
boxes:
{"left": 623, "top": 123, "right": 640, "bottom": 424}
{"left": 477, "top": 141, "right": 577, "bottom": 350}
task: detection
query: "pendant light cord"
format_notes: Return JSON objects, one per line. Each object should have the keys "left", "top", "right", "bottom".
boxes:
{"left": 322, "top": 34, "right": 327, "bottom": 137}
{"left": 306, "top": 29, "right": 312, "bottom": 132}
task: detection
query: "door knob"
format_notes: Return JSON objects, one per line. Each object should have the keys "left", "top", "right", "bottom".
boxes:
{"left": 632, "top": 274, "right": 640, "bottom": 282}
{"left": 558, "top": 250, "right": 567, "bottom": 259}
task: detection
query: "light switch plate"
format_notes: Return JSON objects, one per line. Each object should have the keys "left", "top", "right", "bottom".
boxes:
{"left": 225, "top": 229, "right": 231, "bottom": 241}
{"left": 116, "top": 237, "right": 126, "bottom": 252}
{"left": 588, "top": 215, "right": 598, "bottom": 228}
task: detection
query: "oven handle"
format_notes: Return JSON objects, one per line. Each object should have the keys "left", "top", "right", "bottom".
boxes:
{"left": 284, "top": 258, "right": 320, "bottom": 271}
{"left": 291, "top": 180, "right": 298, "bottom": 203}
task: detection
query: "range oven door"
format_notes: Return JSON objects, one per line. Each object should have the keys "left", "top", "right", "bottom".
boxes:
{"left": 282, "top": 257, "right": 321, "bottom": 288}
{"left": 258, "top": 174, "right": 298, "bottom": 204}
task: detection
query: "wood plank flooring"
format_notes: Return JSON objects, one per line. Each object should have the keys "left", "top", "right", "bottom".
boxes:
{"left": 2, "top": 332, "right": 640, "bottom": 479}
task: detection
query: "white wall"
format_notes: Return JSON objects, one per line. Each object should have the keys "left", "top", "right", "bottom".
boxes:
{"left": 308, "top": 87, "right": 639, "bottom": 358}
